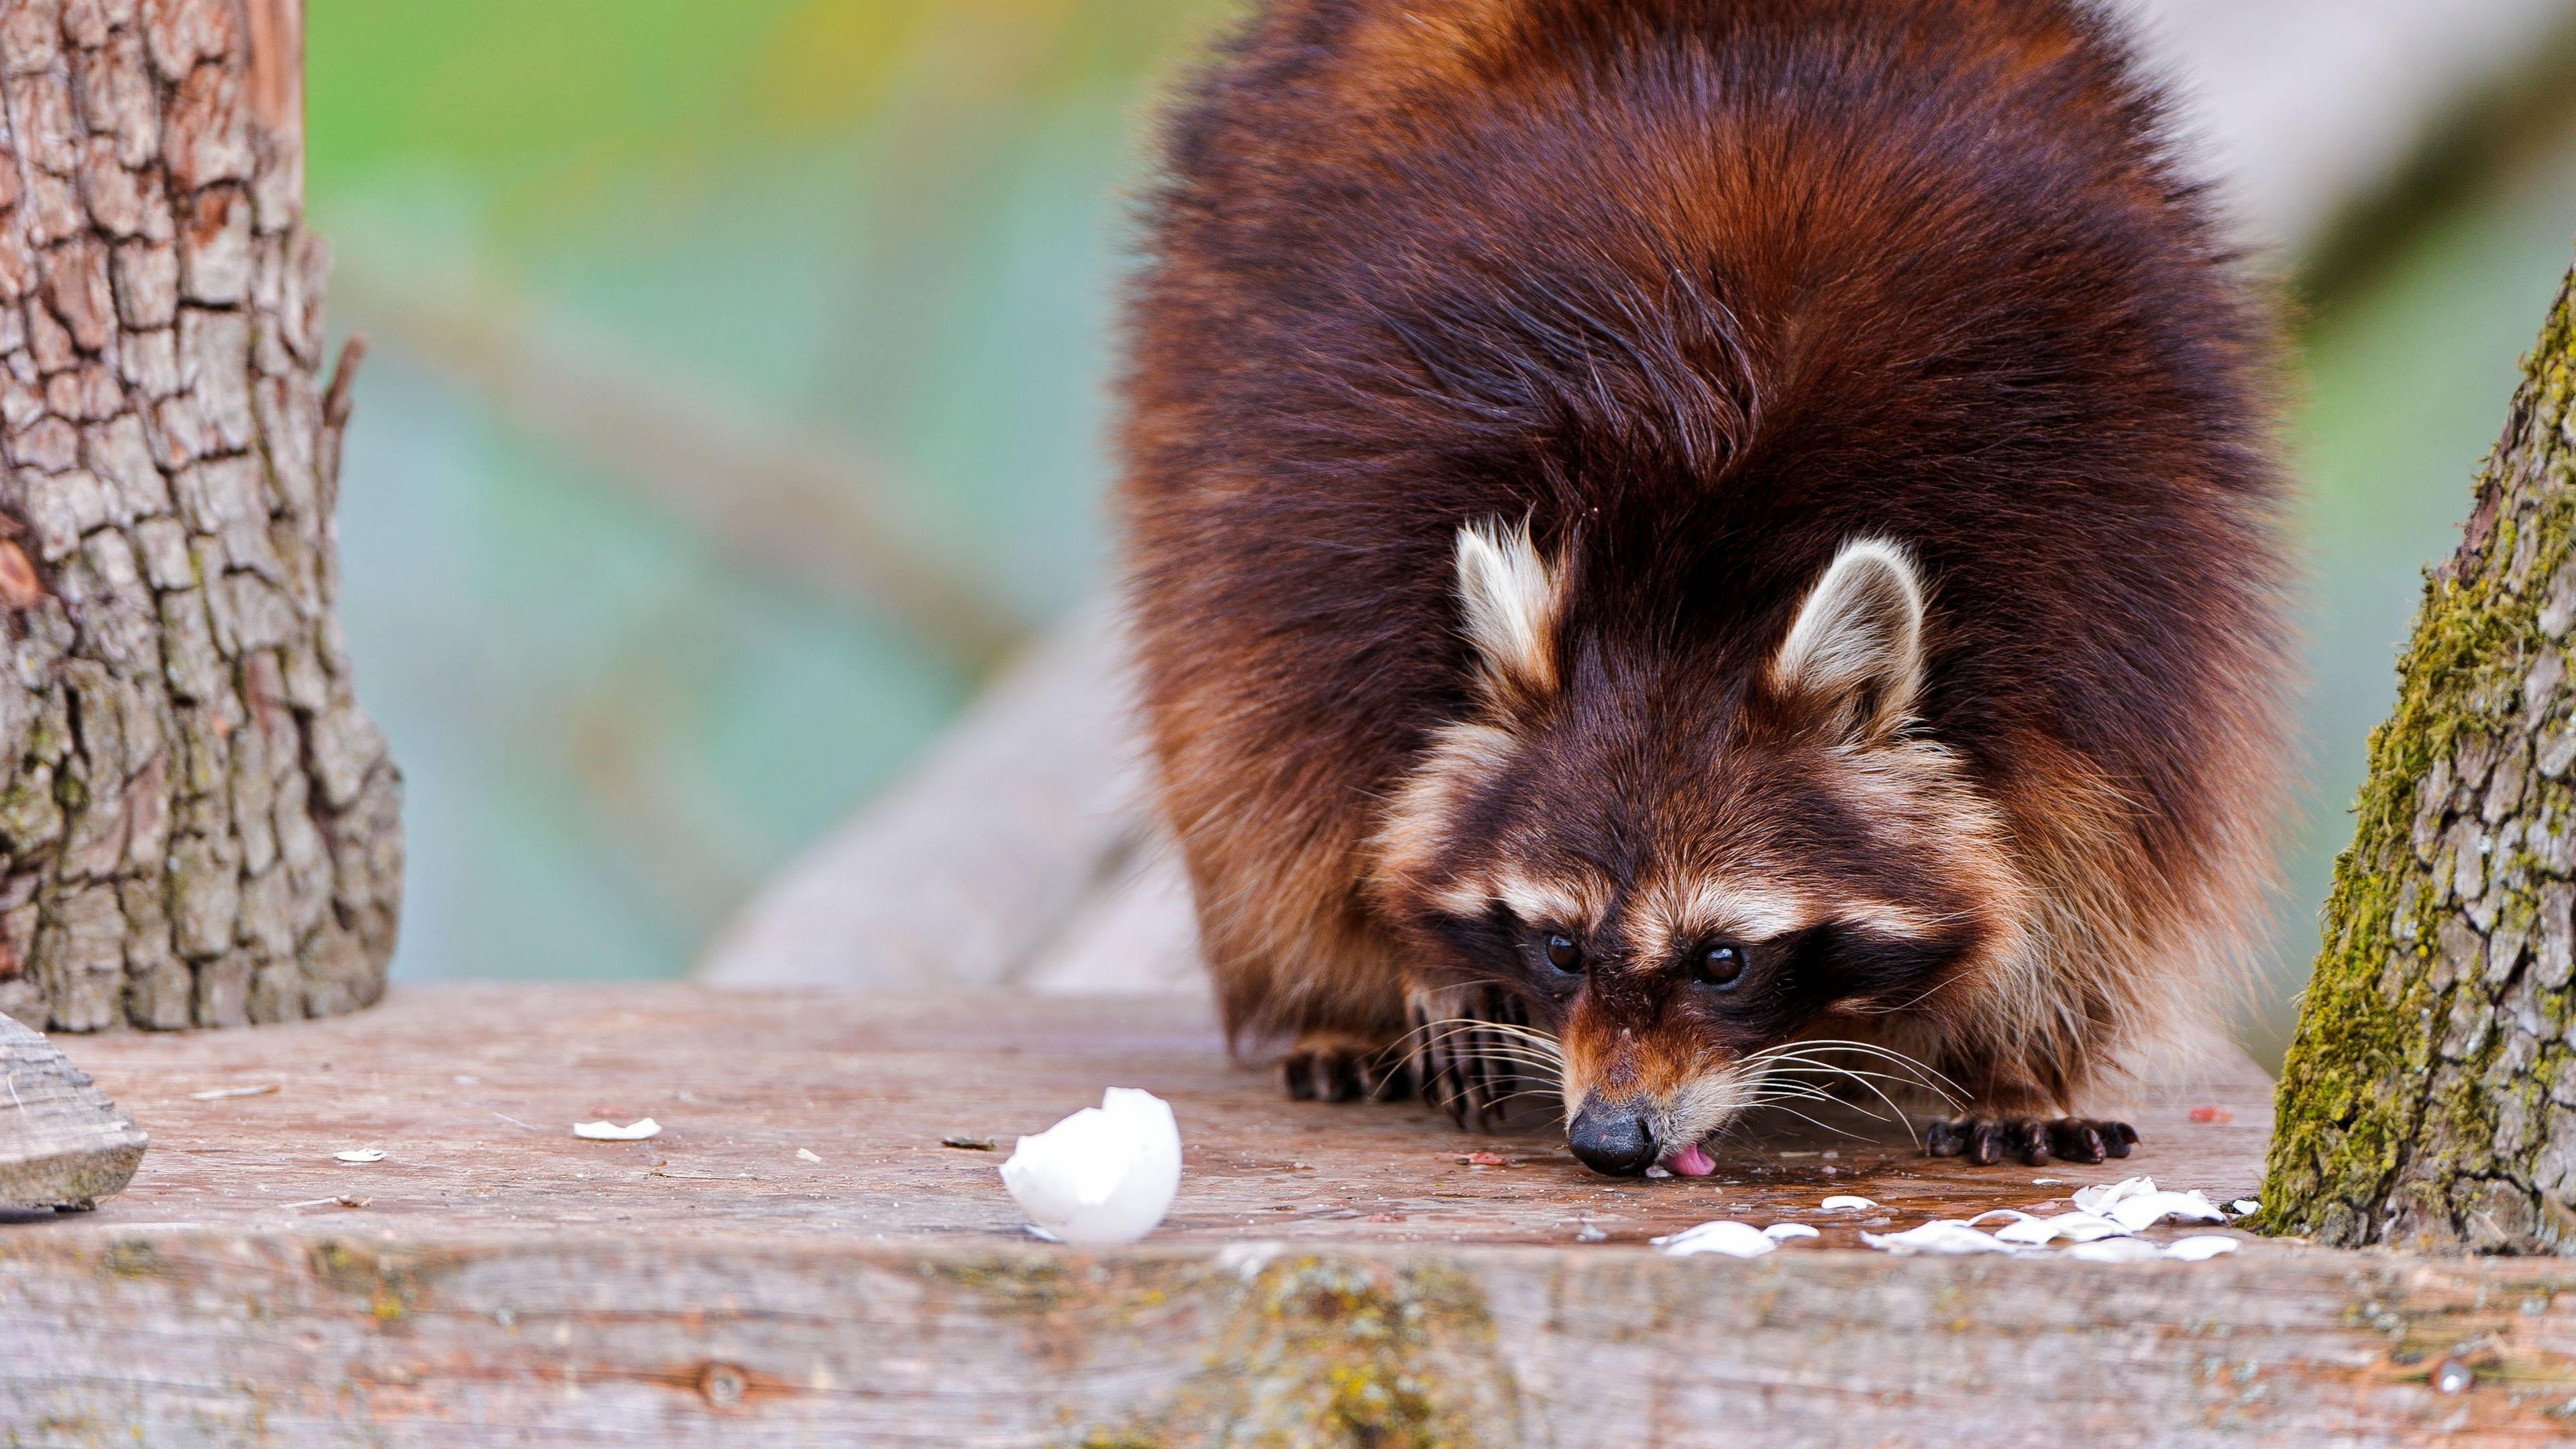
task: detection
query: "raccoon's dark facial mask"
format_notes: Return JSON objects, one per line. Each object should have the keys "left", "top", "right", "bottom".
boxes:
{"left": 1371, "top": 521, "right": 2029, "bottom": 1175}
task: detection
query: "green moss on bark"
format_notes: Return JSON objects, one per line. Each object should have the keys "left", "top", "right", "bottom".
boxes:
{"left": 2265, "top": 262, "right": 2576, "bottom": 1248}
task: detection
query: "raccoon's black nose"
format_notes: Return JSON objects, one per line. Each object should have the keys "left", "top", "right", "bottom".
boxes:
{"left": 1568, "top": 1101, "right": 1659, "bottom": 1177}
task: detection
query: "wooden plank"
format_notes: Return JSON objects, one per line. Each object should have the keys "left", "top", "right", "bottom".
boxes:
{"left": 2, "top": 984, "right": 2275, "bottom": 1244}
{"left": 9, "top": 984, "right": 2576, "bottom": 1444}
{"left": 0, "top": 1013, "right": 147, "bottom": 1210}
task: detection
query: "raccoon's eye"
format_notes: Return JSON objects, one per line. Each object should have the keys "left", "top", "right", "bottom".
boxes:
{"left": 1544, "top": 932, "right": 1584, "bottom": 974}
{"left": 1694, "top": 943, "right": 1748, "bottom": 989}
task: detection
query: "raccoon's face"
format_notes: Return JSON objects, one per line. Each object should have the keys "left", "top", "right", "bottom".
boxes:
{"left": 1371, "top": 523, "right": 2029, "bottom": 1177}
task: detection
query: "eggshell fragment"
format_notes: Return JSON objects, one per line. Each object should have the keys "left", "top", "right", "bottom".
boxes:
{"left": 331, "top": 1148, "right": 384, "bottom": 1165}
{"left": 2104, "top": 1191, "right": 2226, "bottom": 1232}
{"left": 2065, "top": 1236, "right": 2166, "bottom": 1263}
{"left": 1000, "top": 1087, "right": 1182, "bottom": 1246}
{"left": 2072, "top": 1176, "right": 2151, "bottom": 1212}
{"left": 572, "top": 1118, "right": 661, "bottom": 1142}
{"left": 1989, "top": 1210, "right": 2131, "bottom": 1245}
{"left": 1819, "top": 1195, "right": 1878, "bottom": 1212}
{"left": 1862, "top": 1220, "right": 2022, "bottom": 1255}
{"left": 1653, "top": 1220, "right": 1777, "bottom": 1258}
{"left": 1762, "top": 1222, "right": 1821, "bottom": 1241}
{"left": 2161, "top": 1236, "right": 2240, "bottom": 1260}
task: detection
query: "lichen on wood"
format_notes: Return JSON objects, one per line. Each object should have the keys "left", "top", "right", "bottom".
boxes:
{"left": 0, "top": 0, "right": 400, "bottom": 1032}
{"left": 2265, "top": 256, "right": 2576, "bottom": 1250}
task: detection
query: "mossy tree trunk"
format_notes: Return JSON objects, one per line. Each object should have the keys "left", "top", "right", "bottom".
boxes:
{"left": 2265, "top": 255, "right": 2576, "bottom": 1251}
{"left": 0, "top": 0, "right": 399, "bottom": 1034}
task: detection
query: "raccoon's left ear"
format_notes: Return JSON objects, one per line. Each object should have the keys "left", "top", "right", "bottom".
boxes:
{"left": 1453, "top": 518, "right": 1564, "bottom": 708}
{"left": 1768, "top": 538, "right": 1925, "bottom": 743}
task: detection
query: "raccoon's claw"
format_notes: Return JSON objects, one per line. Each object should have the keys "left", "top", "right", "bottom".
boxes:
{"left": 1281, "top": 1039, "right": 1414, "bottom": 1104}
{"left": 1407, "top": 985, "right": 1546, "bottom": 1133}
{"left": 1923, "top": 1116, "right": 2139, "bottom": 1167}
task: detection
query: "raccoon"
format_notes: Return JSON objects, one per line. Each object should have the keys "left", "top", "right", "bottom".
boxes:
{"left": 1116, "top": 0, "right": 2288, "bottom": 1175}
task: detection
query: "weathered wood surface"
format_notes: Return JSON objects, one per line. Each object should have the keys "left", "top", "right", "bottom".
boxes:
{"left": 0, "top": 983, "right": 2276, "bottom": 1242}
{"left": 0, "top": 1008, "right": 142, "bottom": 1207}
{"left": 9, "top": 983, "right": 2576, "bottom": 1446}
{"left": 0, "top": 0, "right": 402, "bottom": 1034}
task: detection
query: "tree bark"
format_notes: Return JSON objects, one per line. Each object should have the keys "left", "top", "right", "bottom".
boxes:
{"left": 2265, "top": 254, "right": 2576, "bottom": 1251}
{"left": 0, "top": 0, "right": 399, "bottom": 1033}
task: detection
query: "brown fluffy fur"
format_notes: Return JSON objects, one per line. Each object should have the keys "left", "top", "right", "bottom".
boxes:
{"left": 1116, "top": 0, "right": 2288, "bottom": 1155}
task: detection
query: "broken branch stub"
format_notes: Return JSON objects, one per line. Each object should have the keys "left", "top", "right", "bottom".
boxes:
{"left": 2265, "top": 256, "right": 2576, "bottom": 1250}
{"left": 0, "top": 0, "right": 401, "bottom": 1032}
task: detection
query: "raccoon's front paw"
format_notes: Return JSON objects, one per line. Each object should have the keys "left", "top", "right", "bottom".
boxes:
{"left": 1282, "top": 1034, "right": 1413, "bottom": 1104}
{"left": 1923, "top": 1116, "right": 2138, "bottom": 1167}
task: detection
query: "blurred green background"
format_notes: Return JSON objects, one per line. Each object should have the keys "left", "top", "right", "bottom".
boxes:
{"left": 309, "top": 1, "right": 2576, "bottom": 1065}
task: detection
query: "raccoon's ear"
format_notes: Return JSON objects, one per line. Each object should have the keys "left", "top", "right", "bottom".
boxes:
{"left": 1454, "top": 519, "right": 1563, "bottom": 706}
{"left": 1768, "top": 538, "right": 1925, "bottom": 743}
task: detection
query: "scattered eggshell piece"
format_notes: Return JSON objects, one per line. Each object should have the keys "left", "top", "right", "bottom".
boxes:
{"left": 2102, "top": 1190, "right": 2226, "bottom": 1232}
{"left": 1819, "top": 1195, "right": 1878, "bottom": 1212}
{"left": 1654, "top": 1220, "right": 1776, "bottom": 1258}
{"left": 796, "top": 1148, "right": 822, "bottom": 1163}
{"left": 1762, "top": 1222, "right": 1821, "bottom": 1241}
{"left": 572, "top": 1118, "right": 662, "bottom": 1142}
{"left": 1000, "top": 1087, "right": 1183, "bottom": 1246}
{"left": 1862, "top": 1220, "right": 2022, "bottom": 1256}
{"left": 2231, "top": 1199, "right": 2261, "bottom": 1216}
{"left": 332, "top": 1149, "right": 384, "bottom": 1165}
{"left": 2065, "top": 1236, "right": 2167, "bottom": 1263}
{"left": 1991, "top": 1210, "right": 2131, "bottom": 1245}
{"left": 189, "top": 1083, "right": 279, "bottom": 1101}
{"left": 2163, "top": 1236, "right": 2241, "bottom": 1260}
{"left": 2071, "top": 1175, "right": 2151, "bottom": 1212}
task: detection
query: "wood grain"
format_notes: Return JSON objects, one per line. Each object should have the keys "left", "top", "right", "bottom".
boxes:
{"left": 0, "top": 1008, "right": 144, "bottom": 1208}
{"left": 7, "top": 985, "right": 2576, "bottom": 1444}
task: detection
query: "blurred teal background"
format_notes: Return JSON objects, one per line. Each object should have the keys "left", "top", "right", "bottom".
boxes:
{"left": 309, "top": 2, "right": 2576, "bottom": 1065}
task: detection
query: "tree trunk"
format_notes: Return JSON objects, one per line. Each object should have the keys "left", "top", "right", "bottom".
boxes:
{"left": 2265, "top": 255, "right": 2576, "bottom": 1251}
{"left": 0, "top": 0, "right": 399, "bottom": 1034}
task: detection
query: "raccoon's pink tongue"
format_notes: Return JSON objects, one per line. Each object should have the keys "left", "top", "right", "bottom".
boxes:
{"left": 1662, "top": 1142, "right": 1717, "bottom": 1177}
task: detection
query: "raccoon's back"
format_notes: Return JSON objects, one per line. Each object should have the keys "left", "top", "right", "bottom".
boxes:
{"left": 1120, "top": 0, "right": 2284, "bottom": 903}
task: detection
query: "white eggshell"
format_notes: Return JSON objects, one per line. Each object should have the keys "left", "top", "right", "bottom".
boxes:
{"left": 2065, "top": 1235, "right": 2167, "bottom": 1263}
{"left": 1860, "top": 1220, "right": 2021, "bottom": 1256}
{"left": 1654, "top": 1220, "right": 1777, "bottom": 1258}
{"left": 1000, "top": 1087, "right": 1182, "bottom": 1246}
{"left": 2160, "top": 1235, "right": 2240, "bottom": 1261}
{"left": 2103, "top": 1189, "right": 2226, "bottom": 1232}
{"left": 2071, "top": 1175, "right": 2155, "bottom": 1213}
